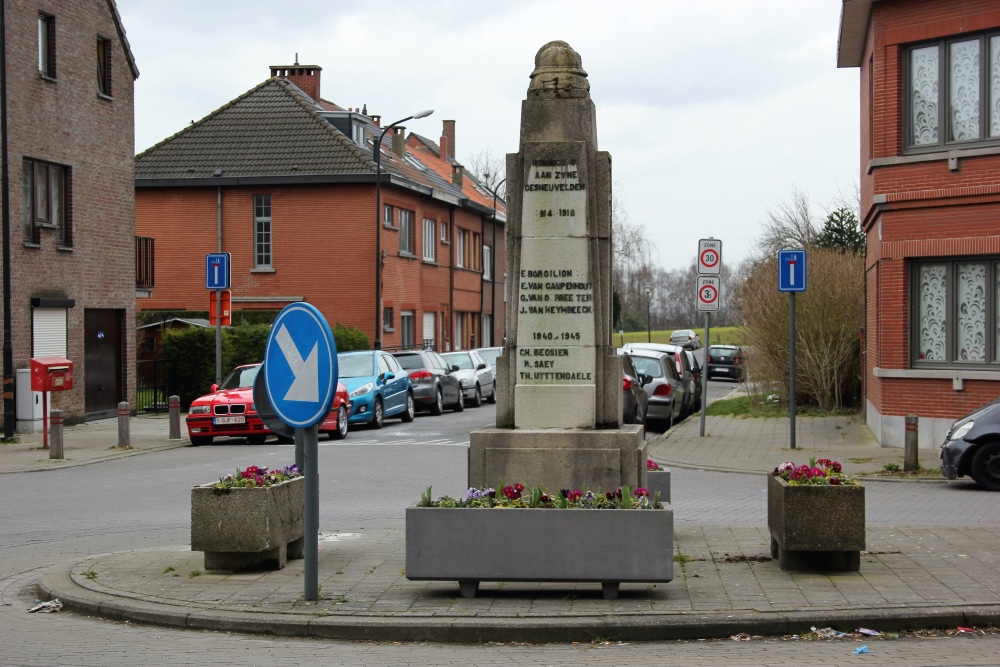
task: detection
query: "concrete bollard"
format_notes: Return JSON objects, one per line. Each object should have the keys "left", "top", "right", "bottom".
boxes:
{"left": 904, "top": 414, "right": 919, "bottom": 471}
{"left": 168, "top": 395, "right": 181, "bottom": 439}
{"left": 118, "top": 401, "right": 131, "bottom": 448}
{"left": 49, "top": 409, "right": 64, "bottom": 459}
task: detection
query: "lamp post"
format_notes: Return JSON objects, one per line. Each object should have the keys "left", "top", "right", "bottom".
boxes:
{"left": 645, "top": 286, "right": 652, "bottom": 343}
{"left": 373, "top": 110, "right": 433, "bottom": 350}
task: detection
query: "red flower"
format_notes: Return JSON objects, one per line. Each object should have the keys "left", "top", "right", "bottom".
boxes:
{"left": 567, "top": 490, "right": 582, "bottom": 502}
{"left": 635, "top": 488, "right": 649, "bottom": 497}
{"left": 502, "top": 485, "right": 521, "bottom": 500}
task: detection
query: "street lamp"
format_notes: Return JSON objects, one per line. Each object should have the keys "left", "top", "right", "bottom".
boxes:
{"left": 373, "top": 109, "right": 433, "bottom": 350}
{"left": 645, "top": 286, "right": 652, "bottom": 343}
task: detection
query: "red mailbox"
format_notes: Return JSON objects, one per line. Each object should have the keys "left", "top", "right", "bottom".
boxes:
{"left": 30, "top": 356, "right": 73, "bottom": 392}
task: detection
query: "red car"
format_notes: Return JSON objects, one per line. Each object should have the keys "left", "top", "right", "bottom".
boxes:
{"left": 186, "top": 363, "right": 350, "bottom": 446}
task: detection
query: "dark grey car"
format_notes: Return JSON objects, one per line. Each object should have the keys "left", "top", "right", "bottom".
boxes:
{"left": 940, "top": 398, "right": 1000, "bottom": 490}
{"left": 627, "top": 351, "right": 685, "bottom": 429}
{"left": 622, "top": 342, "right": 695, "bottom": 418}
{"left": 618, "top": 351, "right": 649, "bottom": 426}
{"left": 392, "top": 350, "right": 464, "bottom": 415}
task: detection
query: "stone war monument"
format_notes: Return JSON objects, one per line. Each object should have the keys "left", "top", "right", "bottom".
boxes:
{"left": 469, "top": 41, "right": 646, "bottom": 492}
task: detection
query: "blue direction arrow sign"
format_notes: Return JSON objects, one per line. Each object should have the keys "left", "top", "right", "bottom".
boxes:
{"left": 263, "top": 303, "right": 338, "bottom": 428}
{"left": 778, "top": 249, "right": 807, "bottom": 292}
{"left": 206, "top": 253, "right": 231, "bottom": 290}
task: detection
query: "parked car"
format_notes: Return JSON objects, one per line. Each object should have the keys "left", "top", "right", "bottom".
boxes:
{"left": 706, "top": 344, "right": 744, "bottom": 382}
{"left": 627, "top": 350, "right": 685, "bottom": 429}
{"left": 622, "top": 342, "right": 695, "bottom": 417}
{"left": 186, "top": 363, "right": 350, "bottom": 445}
{"left": 684, "top": 349, "right": 703, "bottom": 410}
{"left": 441, "top": 350, "right": 496, "bottom": 407}
{"left": 392, "top": 349, "right": 464, "bottom": 415}
{"left": 940, "top": 398, "right": 1000, "bottom": 490}
{"left": 618, "top": 350, "right": 649, "bottom": 426}
{"left": 337, "top": 351, "right": 415, "bottom": 428}
{"left": 670, "top": 329, "right": 701, "bottom": 349}
{"left": 473, "top": 346, "right": 503, "bottom": 374}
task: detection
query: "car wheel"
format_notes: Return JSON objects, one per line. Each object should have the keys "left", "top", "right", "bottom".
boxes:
{"left": 431, "top": 387, "right": 444, "bottom": 416}
{"left": 471, "top": 385, "right": 482, "bottom": 408}
{"left": 331, "top": 405, "right": 348, "bottom": 440}
{"left": 971, "top": 442, "right": 1000, "bottom": 491}
{"left": 452, "top": 392, "right": 465, "bottom": 412}
{"left": 247, "top": 434, "right": 267, "bottom": 445}
{"left": 486, "top": 384, "right": 497, "bottom": 404}
{"left": 371, "top": 398, "right": 384, "bottom": 429}
{"left": 400, "top": 393, "right": 415, "bottom": 422}
{"left": 190, "top": 436, "right": 212, "bottom": 447}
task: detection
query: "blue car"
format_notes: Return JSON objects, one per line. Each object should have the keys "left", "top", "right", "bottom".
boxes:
{"left": 338, "top": 351, "right": 414, "bottom": 428}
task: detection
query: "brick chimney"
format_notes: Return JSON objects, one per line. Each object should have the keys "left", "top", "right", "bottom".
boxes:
{"left": 442, "top": 120, "right": 456, "bottom": 161}
{"left": 438, "top": 133, "right": 449, "bottom": 162}
{"left": 392, "top": 127, "right": 406, "bottom": 158}
{"left": 452, "top": 163, "right": 464, "bottom": 188}
{"left": 270, "top": 64, "right": 322, "bottom": 102}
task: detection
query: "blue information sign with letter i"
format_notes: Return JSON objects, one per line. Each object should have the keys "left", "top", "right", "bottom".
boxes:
{"left": 778, "top": 249, "right": 807, "bottom": 292}
{"left": 206, "top": 253, "right": 231, "bottom": 290}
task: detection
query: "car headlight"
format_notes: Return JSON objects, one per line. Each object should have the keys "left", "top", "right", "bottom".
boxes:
{"left": 460, "top": 378, "right": 468, "bottom": 386}
{"left": 189, "top": 405, "right": 210, "bottom": 415}
{"left": 249, "top": 403, "right": 256, "bottom": 412}
{"left": 950, "top": 421, "right": 974, "bottom": 441}
{"left": 350, "top": 382, "right": 374, "bottom": 398}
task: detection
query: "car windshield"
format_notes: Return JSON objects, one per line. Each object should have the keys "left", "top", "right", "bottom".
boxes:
{"left": 478, "top": 349, "right": 500, "bottom": 366}
{"left": 709, "top": 347, "right": 736, "bottom": 358}
{"left": 394, "top": 354, "right": 424, "bottom": 371}
{"left": 629, "top": 356, "right": 664, "bottom": 378}
{"left": 219, "top": 365, "right": 259, "bottom": 390}
{"left": 442, "top": 352, "right": 474, "bottom": 370}
{"left": 338, "top": 354, "right": 375, "bottom": 378}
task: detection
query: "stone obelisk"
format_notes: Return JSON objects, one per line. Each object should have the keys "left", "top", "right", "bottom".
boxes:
{"left": 468, "top": 41, "right": 646, "bottom": 492}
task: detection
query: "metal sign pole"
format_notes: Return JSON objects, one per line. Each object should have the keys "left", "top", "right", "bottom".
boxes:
{"left": 215, "top": 289, "right": 222, "bottom": 385}
{"left": 789, "top": 292, "right": 796, "bottom": 450}
{"left": 700, "top": 311, "right": 710, "bottom": 437}
{"left": 302, "top": 423, "right": 319, "bottom": 600}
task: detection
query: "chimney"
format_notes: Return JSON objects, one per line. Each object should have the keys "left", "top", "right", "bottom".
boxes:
{"left": 443, "top": 120, "right": 456, "bottom": 161}
{"left": 372, "top": 115, "right": 381, "bottom": 127}
{"left": 438, "top": 133, "right": 449, "bottom": 162}
{"left": 452, "top": 163, "right": 464, "bottom": 188}
{"left": 392, "top": 127, "right": 406, "bottom": 158}
{"left": 270, "top": 64, "right": 322, "bottom": 102}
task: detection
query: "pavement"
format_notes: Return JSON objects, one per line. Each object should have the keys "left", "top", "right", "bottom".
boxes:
{"left": 12, "top": 406, "right": 1000, "bottom": 643}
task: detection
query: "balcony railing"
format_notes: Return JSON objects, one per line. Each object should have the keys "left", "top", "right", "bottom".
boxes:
{"left": 136, "top": 236, "right": 154, "bottom": 289}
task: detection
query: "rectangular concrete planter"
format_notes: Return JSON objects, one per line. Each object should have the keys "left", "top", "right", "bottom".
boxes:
{"left": 191, "top": 476, "right": 304, "bottom": 571}
{"left": 405, "top": 503, "right": 673, "bottom": 599}
{"left": 767, "top": 474, "right": 865, "bottom": 571}
{"left": 646, "top": 468, "right": 670, "bottom": 504}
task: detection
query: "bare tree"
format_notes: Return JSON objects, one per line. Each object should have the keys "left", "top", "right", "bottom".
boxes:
{"left": 752, "top": 186, "right": 819, "bottom": 260}
{"left": 464, "top": 147, "right": 506, "bottom": 199}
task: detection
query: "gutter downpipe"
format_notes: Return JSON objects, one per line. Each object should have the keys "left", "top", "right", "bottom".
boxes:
{"left": 2, "top": 3, "right": 14, "bottom": 437}
{"left": 449, "top": 207, "right": 455, "bottom": 351}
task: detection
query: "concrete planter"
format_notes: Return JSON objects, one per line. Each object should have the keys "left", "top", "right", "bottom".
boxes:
{"left": 767, "top": 474, "right": 865, "bottom": 571}
{"left": 646, "top": 468, "right": 670, "bottom": 504}
{"left": 405, "top": 503, "right": 673, "bottom": 599}
{"left": 190, "top": 476, "right": 304, "bottom": 571}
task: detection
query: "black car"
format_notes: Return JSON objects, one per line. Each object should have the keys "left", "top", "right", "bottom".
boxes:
{"left": 940, "top": 398, "right": 1000, "bottom": 490}
{"left": 391, "top": 350, "right": 464, "bottom": 415}
{"left": 706, "top": 345, "right": 744, "bottom": 382}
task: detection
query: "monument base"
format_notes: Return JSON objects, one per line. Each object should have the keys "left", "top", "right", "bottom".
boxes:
{"left": 468, "top": 424, "right": 646, "bottom": 492}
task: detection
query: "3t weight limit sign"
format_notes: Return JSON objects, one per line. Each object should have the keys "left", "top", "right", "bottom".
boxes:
{"left": 696, "top": 276, "right": 720, "bottom": 312}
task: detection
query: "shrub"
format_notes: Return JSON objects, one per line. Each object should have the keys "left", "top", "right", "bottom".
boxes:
{"left": 163, "top": 327, "right": 233, "bottom": 408}
{"left": 228, "top": 323, "right": 270, "bottom": 368}
{"left": 332, "top": 323, "right": 370, "bottom": 352}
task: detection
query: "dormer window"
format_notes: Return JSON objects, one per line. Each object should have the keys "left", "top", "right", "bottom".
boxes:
{"left": 352, "top": 123, "right": 366, "bottom": 147}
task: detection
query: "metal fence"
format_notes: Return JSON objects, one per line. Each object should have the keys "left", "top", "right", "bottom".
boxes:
{"left": 136, "top": 358, "right": 176, "bottom": 414}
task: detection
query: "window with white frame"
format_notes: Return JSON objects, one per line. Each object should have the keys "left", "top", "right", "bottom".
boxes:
{"left": 440, "top": 221, "right": 449, "bottom": 243}
{"left": 423, "top": 218, "right": 436, "bottom": 261}
{"left": 383, "top": 307, "right": 394, "bottom": 332}
{"left": 455, "top": 229, "right": 467, "bottom": 267}
{"left": 399, "top": 209, "right": 415, "bottom": 254}
{"left": 483, "top": 245, "right": 492, "bottom": 280}
{"left": 482, "top": 314, "right": 492, "bottom": 347}
{"left": 401, "top": 311, "right": 415, "bottom": 348}
{"left": 254, "top": 194, "right": 271, "bottom": 267}
{"left": 912, "top": 258, "right": 1000, "bottom": 366}
{"left": 905, "top": 32, "right": 1000, "bottom": 152}
{"left": 383, "top": 204, "right": 394, "bottom": 227}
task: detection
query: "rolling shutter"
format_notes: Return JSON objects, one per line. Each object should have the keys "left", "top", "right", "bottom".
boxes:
{"left": 33, "top": 308, "right": 67, "bottom": 357}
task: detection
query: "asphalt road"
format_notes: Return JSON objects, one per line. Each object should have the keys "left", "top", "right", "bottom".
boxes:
{"left": 2, "top": 399, "right": 999, "bottom": 665}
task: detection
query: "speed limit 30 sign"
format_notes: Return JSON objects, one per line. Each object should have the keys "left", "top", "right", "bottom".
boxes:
{"left": 696, "top": 275, "right": 721, "bottom": 312}
{"left": 698, "top": 239, "right": 722, "bottom": 275}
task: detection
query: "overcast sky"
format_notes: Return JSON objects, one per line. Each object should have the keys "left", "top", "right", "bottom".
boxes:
{"left": 118, "top": 0, "right": 859, "bottom": 272}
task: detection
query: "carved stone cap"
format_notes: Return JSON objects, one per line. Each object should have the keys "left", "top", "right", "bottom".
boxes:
{"left": 528, "top": 40, "right": 590, "bottom": 99}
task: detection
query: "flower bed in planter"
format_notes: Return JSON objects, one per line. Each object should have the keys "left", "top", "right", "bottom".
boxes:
{"left": 767, "top": 460, "right": 865, "bottom": 572}
{"left": 190, "top": 465, "right": 304, "bottom": 571}
{"left": 646, "top": 459, "right": 670, "bottom": 503}
{"left": 406, "top": 485, "right": 673, "bottom": 599}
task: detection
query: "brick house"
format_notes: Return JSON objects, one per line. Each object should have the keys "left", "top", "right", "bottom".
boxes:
{"left": 2, "top": 0, "right": 138, "bottom": 426}
{"left": 135, "top": 64, "right": 505, "bottom": 355}
{"left": 839, "top": 0, "right": 1000, "bottom": 446}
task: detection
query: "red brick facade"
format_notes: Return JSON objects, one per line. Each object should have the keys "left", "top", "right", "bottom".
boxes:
{"left": 841, "top": 0, "right": 1000, "bottom": 445}
{"left": 2, "top": 0, "right": 137, "bottom": 425}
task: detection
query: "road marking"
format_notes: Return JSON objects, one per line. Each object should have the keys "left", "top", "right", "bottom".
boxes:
{"left": 275, "top": 324, "right": 318, "bottom": 402}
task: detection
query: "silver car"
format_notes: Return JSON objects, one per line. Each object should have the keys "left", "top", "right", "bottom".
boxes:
{"left": 670, "top": 329, "right": 702, "bottom": 350}
{"left": 627, "top": 350, "right": 686, "bottom": 429}
{"left": 441, "top": 350, "right": 496, "bottom": 407}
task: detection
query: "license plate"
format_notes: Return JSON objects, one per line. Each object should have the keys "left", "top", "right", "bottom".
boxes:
{"left": 214, "top": 415, "right": 245, "bottom": 425}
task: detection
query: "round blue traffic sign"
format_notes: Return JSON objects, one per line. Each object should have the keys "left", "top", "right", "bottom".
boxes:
{"left": 263, "top": 303, "right": 338, "bottom": 428}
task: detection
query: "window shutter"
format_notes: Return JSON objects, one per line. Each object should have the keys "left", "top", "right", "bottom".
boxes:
{"left": 33, "top": 308, "right": 68, "bottom": 357}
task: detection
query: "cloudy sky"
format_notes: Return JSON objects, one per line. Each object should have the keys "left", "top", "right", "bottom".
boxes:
{"left": 117, "top": 0, "right": 859, "bottom": 272}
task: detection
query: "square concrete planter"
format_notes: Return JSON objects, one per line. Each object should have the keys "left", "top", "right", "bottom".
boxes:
{"left": 405, "top": 503, "right": 673, "bottom": 599}
{"left": 767, "top": 474, "right": 865, "bottom": 571}
{"left": 191, "top": 476, "right": 304, "bottom": 571}
{"left": 646, "top": 468, "right": 670, "bottom": 504}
